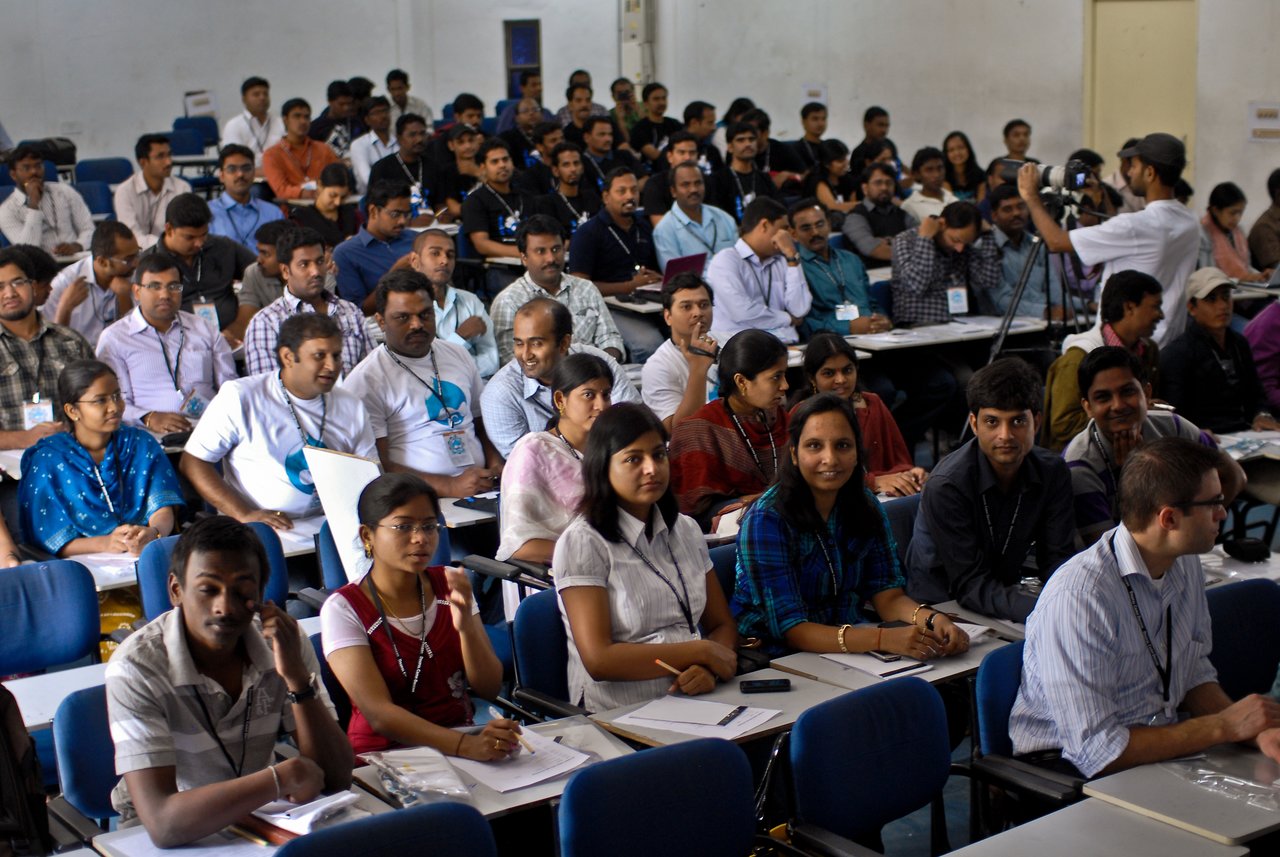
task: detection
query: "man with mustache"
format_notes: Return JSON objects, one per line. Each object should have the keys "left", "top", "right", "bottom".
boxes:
{"left": 891, "top": 199, "right": 999, "bottom": 326}
{"left": 333, "top": 181, "right": 418, "bottom": 315}
{"left": 973, "top": 183, "right": 1058, "bottom": 319}
{"left": 182, "top": 313, "right": 377, "bottom": 529}
{"left": 652, "top": 161, "right": 737, "bottom": 272}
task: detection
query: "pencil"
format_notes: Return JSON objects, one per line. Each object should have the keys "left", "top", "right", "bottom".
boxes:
{"left": 515, "top": 732, "right": 536, "bottom": 755}
{"left": 227, "top": 825, "right": 270, "bottom": 847}
{"left": 654, "top": 658, "right": 682, "bottom": 676}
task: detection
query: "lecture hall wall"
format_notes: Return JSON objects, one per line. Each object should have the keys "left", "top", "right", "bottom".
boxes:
{"left": 0, "top": 0, "right": 1275, "bottom": 227}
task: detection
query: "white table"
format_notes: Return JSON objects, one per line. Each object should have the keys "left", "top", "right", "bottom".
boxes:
{"left": 932, "top": 599, "right": 1027, "bottom": 641}
{"left": 603, "top": 295, "right": 663, "bottom": 315}
{"left": 169, "top": 154, "right": 219, "bottom": 168}
{"left": 6, "top": 662, "right": 108, "bottom": 731}
{"left": 846, "top": 316, "right": 1048, "bottom": 352}
{"left": 590, "top": 668, "right": 846, "bottom": 747}
{"left": 439, "top": 497, "right": 498, "bottom": 529}
{"left": 1083, "top": 744, "right": 1280, "bottom": 846}
{"left": 947, "top": 798, "right": 1248, "bottom": 856}
{"left": 273, "top": 516, "right": 323, "bottom": 558}
{"left": 1198, "top": 545, "right": 1280, "bottom": 586}
{"left": 353, "top": 715, "right": 633, "bottom": 819}
{"left": 406, "top": 222, "right": 460, "bottom": 235}
{"left": 770, "top": 635, "right": 1009, "bottom": 693}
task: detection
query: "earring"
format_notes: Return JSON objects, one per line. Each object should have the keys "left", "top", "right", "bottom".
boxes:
{"left": 363, "top": 543, "right": 372, "bottom": 558}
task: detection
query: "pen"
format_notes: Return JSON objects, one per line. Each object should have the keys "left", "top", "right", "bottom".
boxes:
{"left": 880, "top": 662, "right": 927, "bottom": 678}
{"left": 654, "top": 658, "right": 682, "bottom": 676}
{"left": 227, "top": 825, "right": 269, "bottom": 847}
{"left": 488, "top": 705, "right": 535, "bottom": 754}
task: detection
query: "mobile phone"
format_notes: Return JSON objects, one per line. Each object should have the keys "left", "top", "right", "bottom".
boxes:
{"left": 739, "top": 678, "right": 792, "bottom": 693}
{"left": 868, "top": 650, "right": 901, "bottom": 663}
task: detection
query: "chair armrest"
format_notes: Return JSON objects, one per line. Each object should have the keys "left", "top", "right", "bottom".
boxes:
{"left": 47, "top": 795, "right": 109, "bottom": 844}
{"left": 970, "top": 754, "right": 1084, "bottom": 803}
{"left": 464, "top": 555, "right": 523, "bottom": 581}
{"left": 788, "top": 823, "right": 883, "bottom": 857}
{"left": 512, "top": 688, "right": 590, "bottom": 720}
{"left": 296, "top": 587, "right": 329, "bottom": 612}
{"left": 506, "top": 559, "right": 551, "bottom": 582}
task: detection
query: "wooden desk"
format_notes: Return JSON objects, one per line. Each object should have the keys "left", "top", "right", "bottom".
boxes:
{"left": 353, "top": 715, "right": 633, "bottom": 819}
{"left": 7, "top": 662, "right": 108, "bottom": 731}
{"left": 948, "top": 798, "right": 1248, "bottom": 856}
{"left": 590, "top": 668, "right": 845, "bottom": 747}
{"left": 846, "top": 316, "right": 1048, "bottom": 352}
{"left": 1083, "top": 744, "right": 1280, "bottom": 846}
{"left": 770, "top": 635, "right": 1008, "bottom": 692}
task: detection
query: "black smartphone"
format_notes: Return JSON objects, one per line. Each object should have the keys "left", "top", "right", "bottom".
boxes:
{"left": 739, "top": 678, "right": 792, "bottom": 693}
{"left": 868, "top": 650, "right": 901, "bottom": 663}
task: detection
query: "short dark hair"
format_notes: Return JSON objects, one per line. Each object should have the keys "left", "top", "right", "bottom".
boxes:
{"left": 347, "top": 77, "right": 373, "bottom": 102}
{"left": 1003, "top": 118, "right": 1030, "bottom": 138}
{"left": 532, "top": 121, "right": 562, "bottom": 145}
{"left": 801, "top": 102, "right": 827, "bottom": 119}
{"left": 565, "top": 83, "right": 593, "bottom": 103}
{"left": 254, "top": 219, "right": 290, "bottom": 247}
{"left": 739, "top": 197, "right": 788, "bottom": 236}
{"left": 514, "top": 296, "right": 573, "bottom": 344}
{"left": 386, "top": 69, "right": 409, "bottom": 87}
{"left": 568, "top": 69, "right": 591, "bottom": 83}
{"left": 550, "top": 141, "right": 582, "bottom": 169}
{"left": 165, "top": 193, "right": 212, "bottom": 229}
{"left": 132, "top": 252, "right": 180, "bottom": 283}
{"left": 515, "top": 214, "right": 563, "bottom": 253}
{"left": 1100, "top": 270, "right": 1162, "bottom": 325}
{"left": 967, "top": 357, "right": 1043, "bottom": 415}
{"left": 668, "top": 160, "right": 703, "bottom": 189}
{"left": 817, "top": 139, "right": 849, "bottom": 169}
{"left": 367, "top": 179, "right": 411, "bottom": 209}
{"left": 57, "top": 359, "right": 116, "bottom": 426}
{"left": 641, "top": 82, "right": 666, "bottom": 101}
{"left": 357, "top": 472, "right": 441, "bottom": 528}
{"left": 276, "top": 313, "right": 340, "bottom": 365}
{"left": 169, "top": 515, "right": 269, "bottom": 591}
{"left": 218, "top": 144, "right": 255, "bottom": 167}
{"left": 90, "top": 221, "right": 134, "bottom": 259}
{"left": 281, "top": 97, "right": 310, "bottom": 118}
{"left": 582, "top": 115, "right": 614, "bottom": 137}
{"left": 373, "top": 268, "right": 432, "bottom": 316}
{"left": 787, "top": 196, "right": 827, "bottom": 226}
{"left": 135, "top": 133, "right": 170, "bottom": 162}
{"left": 12, "top": 245, "right": 57, "bottom": 284}
{"left": 683, "top": 101, "right": 714, "bottom": 125}
{"left": 740, "top": 108, "right": 771, "bottom": 132}
{"left": 601, "top": 166, "right": 635, "bottom": 194}
{"left": 359, "top": 95, "right": 391, "bottom": 120}
{"left": 579, "top": 403, "right": 677, "bottom": 542}
{"left": 666, "top": 130, "right": 697, "bottom": 152}
{"left": 0, "top": 246, "right": 36, "bottom": 277}
{"left": 318, "top": 162, "right": 352, "bottom": 190}
{"left": 549, "top": 352, "right": 614, "bottom": 430}
{"left": 519, "top": 70, "right": 540, "bottom": 87}
{"left": 412, "top": 228, "right": 454, "bottom": 253}
{"left": 1209, "top": 181, "right": 1247, "bottom": 211}
{"left": 1078, "top": 346, "right": 1146, "bottom": 400}
{"left": 1067, "top": 148, "right": 1104, "bottom": 169}
{"left": 1268, "top": 168, "right": 1280, "bottom": 202}
{"left": 725, "top": 121, "right": 758, "bottom": 144}
{"left": 661, "top": 272, "right": 713, "bottom": 310}
{"left": 861, "top": 161, "right": 897, "bottom": 185}
{"left": 609, "top": 77, "right": 632, "bottom": 97}
{"left": 394, "top": 113, "right": 427, "bottom": 137}
{"left": 475, "top": 137, "right": 511, "bottom": 166}
{"left": 1119, "top": 437, "right": 1222, "bottom": 530}
{"left": 326, "top": 80, "right": 353, "bottom": 101}
{"left": 864, "top": 106, "right": 889, "bottom": 123}
{"left": 911, "top": 146, "right": 945, "bottom": 173}
{"left": 452, "top": 93, "right": 484, "bottom": 115}
{"left": 7, "top": 145, "right": 44, "bottom": 169}
{"left": 988, "top": 182, "right": 1021, "bottom": 210}
{"left": 241, "top": 76, "right": 269, "bottom": 95}
{"left": 941, "top": 200, "right": 982, "bottom": 231}
{"left": 276, "top": 226, "right": 325, "bottom": 266}
{"left": 719, "top": 329, "right": 787, "bottom": 401}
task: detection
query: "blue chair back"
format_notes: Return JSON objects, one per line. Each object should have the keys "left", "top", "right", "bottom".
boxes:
{"left": 709, "top": 543, "right": 736, "bottom": 600}
{"left": 512, "top": 588, "right": 569, "bottom": 703}
{"left": 494, "top": 98, "right": 520, "bottom": 118}
{"left": 76, "top": 180, "right": 115, "bottom": 218}
{"left": 136, "top": 524, "right": 290, "bottom": 621}
{"left": 791, "top": 677, "right": 950, "bottom": 840}
{"left": 173, "top": 116, "right": 219, "bottom": 150}
{"left": 480, "top": 117, "right": 497, "bottom": 136}
{"left": 316, "top": 519, "right": 451, "bottom": 591}
{"left": 1207, "top": 579, "right": 1280, "bottom": 700}
{"left": 53, "top": 685, "right": 118, "bottom": 823}
{"left": 74, "top": 157, "right": 134, "bottom": 185}
{"left": 559, "top": 738, "right": 754, "bottom": 857}
{"left": 882, "top": 493, "right": 921, "bottom": 566}
{"left": 975, "top": 640, "right": 1025, "bottom": 757}
{"left": 167, "top": 128, "right": 204, "bottom": 157}
{"left": 827, "top": 232, "right": 847, "bottom": 253}
{"left": 441, "top": 103, "right": 455, "bottom": 122}
{"left": 870, "top": 277, "right": 893, "bottom": 318}
{"left": 0, "top": 560, "right": 99, "bottom": 675}
{"left": 309, "top": 631, "right": 351, "bottom": 732}
{"left": 277, "top": 800, "right": 494, "bottom": 857}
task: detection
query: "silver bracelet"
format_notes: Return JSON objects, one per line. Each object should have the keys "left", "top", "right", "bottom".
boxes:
{"left": 269, "top": 763, "right": 281, "bottom": 800}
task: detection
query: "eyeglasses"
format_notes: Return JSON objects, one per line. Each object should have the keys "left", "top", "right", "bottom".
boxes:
{"left": 377, "top": 521, "right": 445, "bottom": 537}
{"left": 138, "top": 282, "right": 184, "bottom": 293}
{"left": 77, "top": 392, "right": 124, "bottom": 407}
{"left": 384, "top": 209, "right": 412, "bottom": 220}
{"left": 1173, "top": 495, "right": 1226, "bottom": 511}
{"left": 222, "top": 163, "right": 256, "bottom": 175}
{"left": 0, "top": 278, "right": 34, "bottom": 292}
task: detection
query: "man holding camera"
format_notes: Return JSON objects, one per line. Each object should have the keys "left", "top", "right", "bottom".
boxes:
{"left": 1017, "top": 133, "right": 1198, "bottom": 346}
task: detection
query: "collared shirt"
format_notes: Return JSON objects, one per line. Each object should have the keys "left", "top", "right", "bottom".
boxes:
{"left": 243, "top": 289, "right": 373, "bottom": 377}
{"left": 434, "top": 286, "right": 499, "bottom": 378}
{"left": 798, "top": 243, "right": 873, "bottom": 338}
{"left": 106, "top": 606, "right": 334, "bottom": 820}
{"left": 208, "top": 194, "right": 284, "bottom": 250}
{"left": 568, "top": 208, "right": 658, "bottom": 283}
{"left": 488, "top": 272, "right": 623, "bottom": 366}
{"left": 332, "top": 227, "right": 417, "bottom": 307}
{"left": 554, "top": 506, "right": 712, "bottom": 711}
{"left": 112, "top": 173, "right": 193, "bottom": 249}
{"left": 1248, "top": 204, "right": 1280, "bottom": 271}
{"left": 652, "top": 204, "right": 737, "bottom": 272}
{"left": 140, "top": 235, "right": 255, "bottom": 331}
{"left": 900, "top": 188, "right": 959, "bottom": 223}
{"left": 237, "top": 262, "right": 284, "bottom": 309}
{"left": 705, "top": 238, "right": 812, "bottom": 344}
{"left": 349, "top": 131, "right": 400, "bottom": 195}
{"left": 42, "top": 255, "right": 126, "bottom": 347}
{"left": 262, "top": 137, "right": 339, "bottom": 201}
{"left": 890, "top": 229, "right": 1000, "bottom": 326}
{"left": 96, "top": 307, "right": 238, "bottom": 426}
{"left": 222, "top": 111, "right": 286, "bottom": 168}
{"left": 976, "top": 226, "right": 1054, "bottom": 318}
{"left": 479, "top": 343, "right": 640, "bottom": 458}
{"left": 0, "top": 182, "right": 95, "bottom": 252}
{"left": 1009, "top": 524, "right": 1218, "bottom": 777}
{"left": 388, "top": 95, "right": 434, "bottom": 129}
{"left": 0, "top": 316, "right": 93, "bottom": 431}
{"left": 904, "top": 438, "right": 1076, "bottom": 622}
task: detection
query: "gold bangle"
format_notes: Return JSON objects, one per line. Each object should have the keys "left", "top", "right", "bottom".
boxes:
{"left": 911, "top": 603, "right": 930, "bottom": 625}
{"left": 837, "top": 624, "right": 851, "bottom": 654}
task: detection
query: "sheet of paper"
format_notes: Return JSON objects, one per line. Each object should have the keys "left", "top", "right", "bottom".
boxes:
{"left": 714, "top": 506, "right": 744, "bottom": 537}
{"left": 624, "top": 696, "right": 744, "bottom": 726}
{"left": 0, "top": 448, "right": 24, "bottom": 479}
{"left": 819, "top": 651, "right": 934, "bottom": 678}
{"left": 613, "top": 705, "right": 780, "bottom": 740}
{"left": 76, "top": 551, "right": 138, "bottom": 589}
{"left": 103, "top": 826, "right": 277, "bottom": 856}
{"left": 274, "top": 514, "right": 325, "bottom": 554}
{"left": 252, "top": 792, "right": 367, "bottom": 835}
{"left": 955, "top": 622, "right": 995, "bottom": 644}
{"left": 448, "top": 729, "right": 590, "bottom": 793}
{"left": 303, "top": 446, "right": 382, "bottom": 581}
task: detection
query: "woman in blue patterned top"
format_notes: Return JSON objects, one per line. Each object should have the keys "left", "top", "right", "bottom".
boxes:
{"left": 20, "top": 360, "right": 183, "bottom": 557}
{"left": 731, "top": 393, "right": 969, "bottom": 658}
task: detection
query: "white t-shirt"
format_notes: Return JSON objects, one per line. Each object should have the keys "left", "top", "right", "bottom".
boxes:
{"left": 340, "top": 342, "right": 484, "bottom": 478}
{"left": 1070, "top": 199, "right": 1199, "bottom": 345}
{"left": 639, "top": 339, "right": 719, "bottom": 422}
{"left": 320, "top": 586, "right": 478, "bottom": 656}
{"left": 185, "top": 373, "right": 377, "bottom": 517}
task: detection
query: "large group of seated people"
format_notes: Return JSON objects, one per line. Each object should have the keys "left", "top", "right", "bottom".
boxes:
{"left": 7, "top": 63, "right": 1280, "bottom": 849}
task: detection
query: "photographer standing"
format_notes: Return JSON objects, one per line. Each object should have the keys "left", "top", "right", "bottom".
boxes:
{"left": 1017, "top": 133, "right": 1197, "bottom": 345}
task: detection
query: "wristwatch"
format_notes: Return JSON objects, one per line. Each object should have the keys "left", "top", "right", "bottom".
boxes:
{"left": 784, "top": 254, "right": 800, "bottom": 265}
{"left": 286, "top": 672, "right": 319, "bottom": 704}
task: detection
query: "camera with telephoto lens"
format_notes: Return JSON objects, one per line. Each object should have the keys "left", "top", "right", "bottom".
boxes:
{"left": 997, "top": 158, "right": 1091, "bottom": 192}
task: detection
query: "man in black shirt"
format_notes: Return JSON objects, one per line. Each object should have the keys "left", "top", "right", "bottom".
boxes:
{"left": 308, "top": 80, "right": 363, "bottom": 160}
{"left": 513, "top": 121, "right": 562, "bottom": 197}
{"left": 630, "top": 83, "right": 682, "bottom": 168}
{"left": 368, "top": 113, "right": 433, "bottom": 225}
{"left": 578, "top": 116, "right": 642, "bottom": 194}
{"left": 435, "top": 124, "right": 484, "bottom": 222}
{"left": 741, "top": 108, "right": 804, "bottom": 189}
{"left": 708, "top": 122, "right": 777, "bottom": 223}
{"left": 791, "top": 102, "right": 827, "bottom": 174}
{"left": 498, "top": 98, "right": 542, "bottom": 170}
{"left": 639, "top": 131, "right": 699, "bottom": 227}
{"left": 462, "top": 139, "right": 533, "bottom": 297}
{"left": 849, "top": 105, "right": 900, "bottom": 181}
{"left": 537, "top": 142, "right": 600, "bottom": 239}
{"left": 682, "top": 101, "right": 723, "bottom": 176}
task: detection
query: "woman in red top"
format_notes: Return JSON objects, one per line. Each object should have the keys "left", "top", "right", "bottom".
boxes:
{"left": 320, "top": 473, "right": 520, "bottom": 758}
{"left": 800, "top": 332, "right": 927, "bottom": 497}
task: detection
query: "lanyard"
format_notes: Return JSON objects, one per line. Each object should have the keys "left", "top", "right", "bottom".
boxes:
{"left": 606, "top": 224, "right": 636, "bottom": 263}
{"left": 278, "top": 372, "right": 325, "bottom": 447}
{"left": 226, "top": 203, "right": 261, "bottom": 248}
{"left": 0, "top": 334, "right": 46, "bottom": 397}
{"left": 627, "top": 537, "right": 695, "bottom": 635}
{"left": 246, "top": 113, "right": 271, "bottom": 154}
{"left": 483, "top": 184, "right": 518, "bottom": 219}
{"left": 397, "top": 154, "right": 425, "bottom": 187}
{"left": 1090, "top": 425, "right": 1121, "bottom": 515}
{"left": 88, "top": 281, "right": 116, "bottom": 325}
{"left": 746, "top": 258, "right": 775, "bottom": 306}
{"left": 557, "top": 191, "right": 587, "bottom": 224}
{"left": 724, "top": 400, "right": 778, "bottom": 480}
{"left": 282, "top": 139, "right": 314, "bottom": 175}
{"left": 981, "top": 491, "right": 1023, "bottom": 561}
{"left": 385, "top": 346, "right": 460, "bottom": 426}
{"left": 679, "top": 215, "right": 719, "bottom": 253}
{"left": 155, "top": 323, "right": 185, "bottom": 392}
{"left": 87, "top": 446, "right": 124, "bottom": 522}
{"left": 366, "top": 575, "right": 436, "bottom": 695}
{"left": 552, "top": 426, "right": 581, "bottom": 460}
{"left": 192, "top": 686, "right": 255, "bottom": 778}
{"left": 730, "top": 168, "right": 758, "bottom": 204}
{"left": 811, "top": 253, "right": 852, "bottom": 302}
{"left": 1109, "top": 535, "right": 1173, "bottom": 703}
{"left": 178, "top": 254, "right": 204, "bottom": 291}
{"left": 814, "top": 529, "right": 842, "bottom": 603}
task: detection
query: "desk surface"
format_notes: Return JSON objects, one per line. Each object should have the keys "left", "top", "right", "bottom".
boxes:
{"left": 590, "top": 668, "right": 845, "bottom": 747}
{"left": 170, "top": 153, "right": 219, "bottom": 166}
{"left": 932, "top": 599, "right": 1027, "bottom": 641}
{"left": 603, "top": 295, "right": 664, "bottom": 315}
{"left": 1083, "top": 744, "right": 1280, "bottom": 845}
{"left": 353, "top": 715, "right": 633, "bottom": 819}
{"left": 770, "top": 636, "right": 1008, "bottom": 692}
{"left": 1198, "top": 545, "right": 1280, "bottom": 587}
{"left": 948, "top": 798, "right": 1248, "bottom": 856}
{"left": 7, "top": 662, "right": 108, "bottom": 731}
{"left": 846, "top": 316, "right": 1047, "bottom": 352}
{"left": 439, "top": 497, "right": 498, "bottom": 529}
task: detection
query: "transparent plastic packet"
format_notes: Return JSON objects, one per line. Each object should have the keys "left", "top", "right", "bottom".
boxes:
{"left": 363, "top": 746, "right": 473, "bottom": 808}
{"left": 1162, "top": 759, "right": 1280, "bottom": 812}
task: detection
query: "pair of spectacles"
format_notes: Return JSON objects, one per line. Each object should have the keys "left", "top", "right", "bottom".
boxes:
{"left": 107, "top": 253, "right": 140, "bottom": 266}
{"left": 222, "top": 164, "right": 256, "bottom": 175}
{"left": 1173, "top": 495, "right": 1226, "bottom": 511}
{"left": 377, "top": 521, "right": 444, "bottom": 536}
{"left": 138, "top": 282, "right": 184, "bottom": 293}
{"left": 77, "top": 392, "right": 125, "bottom": 407}
{"left": 0, "top": 278, "right": 33, "bottom": 292}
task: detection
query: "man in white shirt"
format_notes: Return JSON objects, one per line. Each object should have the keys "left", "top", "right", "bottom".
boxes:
{"left": 704, "top": 196, "right": 812, "bottom": 343}
{"left": 96, "top": 253, "right": 236, "bottom": 433}
{"left": 113, "top": 134, "right": 193, "bottom": 249}
{"left": 221, "top": 76, "right": 285, "bottom": 175}
{"left": 901, "top": 146, "right": 958, "bottom": 222}
{"left": 342, "top": 269, "right": 504, "bottom": 498}
{"left": 348, "top": 96, "right": 399, "bottom": 195}
{"left": 43, "top": 221, "right": 138, "bottom": 347}
{"left": 1019, "top": 133, "right": 1198, "bottom": 345}
{"left": 652, "top": 162, "right": 738, "bottom": 272}
{"left": 385, "top": 68, "right": 433, "bottom": 128}
{"left": 641, "top": 272, "right": 720, "bottom": 432}
{"left": 0, "top": 145, "right": 94, "bottom": 254}
{"left": 412, "top": 228, "right": 499, "bottom": 377}
{"left": 181, "top": 313, "right": 377, "bottom": 528}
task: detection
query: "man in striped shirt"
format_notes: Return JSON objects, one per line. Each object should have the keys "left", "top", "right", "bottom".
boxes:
{"left": 1011, "top": 438, "right": 1280, "bottom": 778}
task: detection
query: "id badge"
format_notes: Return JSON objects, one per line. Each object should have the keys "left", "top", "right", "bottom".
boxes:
{"left": 193, "top": 300, "right": 219, "bottom": 328}
{"left": 741, "top": 192, "right": 756, "bottom": 207}
{"left": 835, "top": 303, "right": 860, "bottom": 321}
{"left": 22, "top": 396, "right": 53, "bottom": 430}
{"left": 181, "top": 390, "right": 208, "bottom": 419}
{"left": 443, "top": 430, "right": 475, "bottom": 467}
{"left": 946, "top": 286, "right": 969, "bottom": 315}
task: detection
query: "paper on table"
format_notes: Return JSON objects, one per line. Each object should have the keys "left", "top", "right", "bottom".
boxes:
{"left": 714, "top": 506, "right": 744, "bottom": 538}
{"left": 252, "top": 792, "right": 367, "bottom": 835}
{"left": 613, "top": 704, "right": 780, "bottom": 740}
{"left": 273, "top": 515, "right": 325, "bottom": 552}
{"left": 624, "top": 696, "right": 744, "bottom": 726}
{"left": 105, "top": 826, "right": 277, "bottom": 856}
{"left": 955, "top": 622, "right": 994, "bottom": 644}
{"left": 819, "top": 652, "right": 934, "bottom": 678}
{"left": 449, "top": 729, "right": 589, "bottom": 793}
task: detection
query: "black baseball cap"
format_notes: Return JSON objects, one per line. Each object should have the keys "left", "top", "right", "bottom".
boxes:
{"left": 1117, "top": 133, "right": 1186, "bottom": 170}
{"left": 448, "top": 123, "right": 481, "bottom": 141}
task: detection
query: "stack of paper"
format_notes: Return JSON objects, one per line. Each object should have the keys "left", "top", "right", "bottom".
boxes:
{"left": 449, "top": 730, "right": 590, "bottom": 793}
{"left": 252, "top": 792, "right": 368, "bottom": 835}
{"left": 819, "top": 652, "right": 933, "bottom": 678}
{"left": 612, "top": 696, "right": 780, "bottom": 740}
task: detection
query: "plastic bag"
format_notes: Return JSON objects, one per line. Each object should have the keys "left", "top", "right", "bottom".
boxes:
{"left": 362, "top": 746, "right": 472, "bottom": 808}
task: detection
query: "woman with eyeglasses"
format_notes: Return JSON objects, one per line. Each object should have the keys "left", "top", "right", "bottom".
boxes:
{"left": 321, "top": 472, "right": 517, "bottom": 757}
{"left": 20, "top": 359, "right": 182, "bottom": 558}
